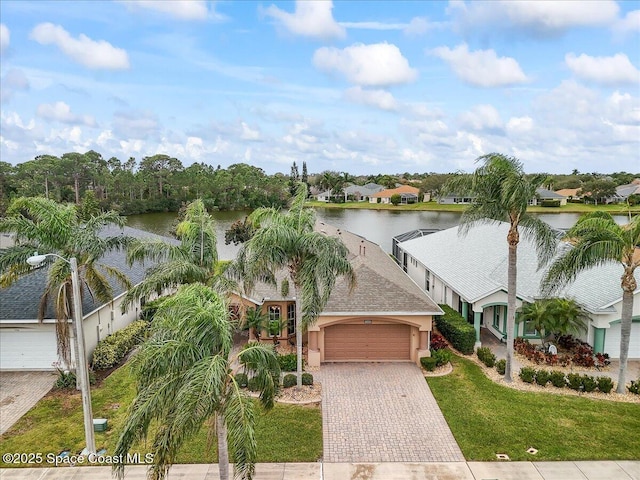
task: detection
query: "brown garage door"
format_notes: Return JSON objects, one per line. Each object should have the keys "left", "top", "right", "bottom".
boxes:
{"left": 324, "top": 323, "right": 411, "bottom": 361}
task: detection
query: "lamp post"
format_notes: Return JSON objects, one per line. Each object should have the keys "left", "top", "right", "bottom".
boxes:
{"left": 27, "top": 253, "right": 96, "bottom": 454}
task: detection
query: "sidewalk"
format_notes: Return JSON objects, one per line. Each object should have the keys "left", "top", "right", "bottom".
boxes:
{"left": 1, "top": 461, "right": 639, "bottom": 479}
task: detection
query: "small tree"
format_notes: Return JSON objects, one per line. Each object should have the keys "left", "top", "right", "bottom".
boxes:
{"left": 390, "top": 193, "right": 401, "bottom": 206}
{"left": 517, "top": 298, "right": 588, "bottom": 346}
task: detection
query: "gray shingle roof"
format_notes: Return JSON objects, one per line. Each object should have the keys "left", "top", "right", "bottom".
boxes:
{"left": 0, "top": 225, "right": 179, "bottom": 321}
{"left": 242, "top": 222, "right": 442, "bottom": 315}
{"left": 536, "top": 188, "right": 565, "bottom": 199}
{"left": 398, "top": 222, "right": 638, "bottom": 313}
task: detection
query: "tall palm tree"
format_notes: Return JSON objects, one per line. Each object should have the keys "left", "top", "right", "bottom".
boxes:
{"left": 444, "top": 154, "right": 558, "bottom": 382}
{"left": 121, "top": 199, "right": 232, "bottom": 311}
{"left": 0, "top": 196, "right": 131, "bottom": 366}
{"left": 241, "top": 183, "right": 356, "bottom": 387}
{"left": 113, "top": 283, "right": 280, "bottom": 480}
{"left": 542, "top": 211, "right": 640, "bottom": 393}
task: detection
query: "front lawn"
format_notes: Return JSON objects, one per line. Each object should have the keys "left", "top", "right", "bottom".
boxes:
{"left": 0, "top": 365, "right": 322, "bottom": 467}
{"left": 426, "top": 356, "right": 640, "bottom": 461}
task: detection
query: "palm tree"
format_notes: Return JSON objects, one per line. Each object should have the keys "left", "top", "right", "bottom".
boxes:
{"left": 444, "top": 154, "right": 558, "bottom": 382}
{"left": 241, "top": 183, "right": 356, "bottom": 387}
{"left": 113, "top": 283, "right": 280, "bottom": 480}
{"left": 0, "top": 196, "right": 131, "bottom": 366}
{"left": 542, "top": 211, "right": 640, "bottom": 393}
{"left": 517, "top": 298, "right": 588, "bottom": 346}
{"left": 121, "top": 199, "right": 232, "bottom": 311}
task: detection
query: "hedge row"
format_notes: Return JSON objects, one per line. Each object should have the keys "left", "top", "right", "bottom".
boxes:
{"left": 92, "top": 320, "right": 148, "bottom": 370}
{"left": 519, "top": 366, "right": 615, "bottom": 393}
{"left": 435, "top": 304, "right": 475, "bottom": 355}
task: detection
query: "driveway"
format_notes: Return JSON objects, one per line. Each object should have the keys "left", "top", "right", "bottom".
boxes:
{"left": 319, "top": 363, "right": 464, "bottom": 463}
{"left": 0, "top": 371, "right": 56, "bottom": 434}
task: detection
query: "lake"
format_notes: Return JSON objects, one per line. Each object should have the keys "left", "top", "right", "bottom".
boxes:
{"left": 125, "top": 209, "right": 630, "bottom": 260}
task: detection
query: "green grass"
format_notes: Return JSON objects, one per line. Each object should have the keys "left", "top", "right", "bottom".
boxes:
{"left": 305, "top": 200, "right": 640, "bottom": 215}
{"left": 0, "top": 365, "right": 322, "bottom": 466}
{"left": 426, "top": 356, "right": 640, "bottom": 461}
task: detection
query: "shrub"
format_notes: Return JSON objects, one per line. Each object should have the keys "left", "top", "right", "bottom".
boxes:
{"left": 566, "top": 373, "right": 583, "bottom": 391}
{"left": 247, "top": 377, "right": 260, "bottom": 392}
{"left": 53, "top": 368, "right": 96, "bottom": 389}
{"left": 540, "top": 199, "right": 561, "bottom": 207}
{"left": 476, "top": 346, "right": 496, "bottom": 368}
{"left": 435, "top": 305, "right": 476, "bottom": 355}
{"left": 92, "top": 320, "right": 148, "bottom": 370}
{"left": 421, "top": 356, "right": 438, "bottom": 372}
{"left": 278, "top": 353, "right": 301, "bottom": 372}
{"left": 628, "top": 379, "right": 640, "bottom": 395}
{"left": 235, "top": 373, "right": 248, "bottom": 388}
{"left": 581, "top": 375, "right": 597, "bottom": 393}
{"left": 549, "top": 371, "right": 566, "bottom": 388}
{"left": 390, "top": 193, "right": 401, "bottom": 206}
{"left": 596, "top": 376, "right": 614, "bottom": 394}
{"left": 432, "top": 348, "right": 452, "bottom": 367}
{"left": 430, "top": 333, "right": 448, "bottom": 351}
{"left": 302, "top": 372, "right": 314, "bottom": 386}
{"left": 535, "top": 370, "right": 551, "bottom": 386}
{"left": 519, "top": 367, "right": 536, "bottom": 383}
{"left": 495, "top": 359, "right": 506, "bottom": 375}
{"left": 282, "top": 373, "right": 297, "bottom": 388}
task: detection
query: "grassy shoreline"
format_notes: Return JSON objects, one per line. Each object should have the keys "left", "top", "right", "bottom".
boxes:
{"left": 305, "top": 200, "right": 639, "bottom": 216}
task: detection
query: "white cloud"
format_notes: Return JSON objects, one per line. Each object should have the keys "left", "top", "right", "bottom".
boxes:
{"left": 240, "top": 122, "right": 261, "bottom": 141}
{"left": 264, "top": 0, "right": 345, "bottom": 40}
{"left": 0, "top": 24, "right": 9, "bottom": 52}
{"left": 314, "top": 42, "right": 417, "bottom": 87}
{"left": 30, "top": 23, "right": 130, "bottom": 70}
{"left": 613, "top": 10, "right": 640, "bottom": 37}
{"left": 120, "top": 1, "right": 212, "bottom": 21}
{"left": 344, "top": 86, "right": 398, "bottom": 111}
{"left": 458, "top": 104, "right": 503, "bottom": 131}
{"left": 36, "top": 101, "right": 96, "bottom": 127}
{"left": 565, "top": 53, "right": 640, "bottom": 86}
{"left": 1, "top": 69, "right": 30, "bottom": 103}
{"left": 403, "top": 17, "right": 433, "bottom": 35}
{"left": 429, "top": 43, "right": 528, "bottom": 87}
{"left": 449, "top": 0, "right": 619, "bottom": 36}
{"left": 112, "top": 110, "right": 159, "bottom": 139}
{"left": 339, "top": 21, "right": 406, "bottom": 31}
{"left": 506, "top": 116, "right": 534, "bottom": 134}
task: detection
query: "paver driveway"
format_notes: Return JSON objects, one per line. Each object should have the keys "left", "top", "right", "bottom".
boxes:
{"left": 0, "top": 371, "right": 56, "bottom": 434}
{"left": 320, "top": 363, "right": 464, "bottom": 462}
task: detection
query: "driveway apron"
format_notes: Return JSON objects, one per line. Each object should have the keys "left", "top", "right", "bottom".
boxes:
{"left": 0, "top": 371, "right": 56, "bottom": 435}
{"left": 319, "top": 363, "right": 464, "bottom": 462}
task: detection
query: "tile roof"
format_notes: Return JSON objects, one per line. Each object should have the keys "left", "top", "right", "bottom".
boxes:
{"left": 0, "top": 225, "right": 179, "bottom": 321}
{"left": 554, "top": 188, "right": 581, "bottom": 197}
{"left": 398, "top": 222, "right": 639, "bottom": 313}
{"left": 370, "top": 185, "right": 420, "bottom": 198}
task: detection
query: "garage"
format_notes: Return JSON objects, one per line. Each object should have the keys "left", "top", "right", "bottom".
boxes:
{"left": 0, "top": 327, "right": 58, "bottom": 370}
{"left": 604, "top": 322, "right": 640, "bottom": 359}
{"left": 323, "top": 323, "right": 411, "bottom": 361}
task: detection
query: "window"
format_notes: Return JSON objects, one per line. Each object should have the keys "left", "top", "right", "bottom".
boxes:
{"left": 268, "top": 306, "right": 281, "bottom": 337}
{"left": 443, "top": 285, "right": 448, "bottom": 303}
{"left": 425, "top": 269, "right": 430, "bottom": 291}
{"left": 493, "top": 306, "right": 501, "bottom": 330}
{"left": 523, "top": 319, "right": 537, "bottom": 336}
{"left": 287, "top": 304, "right": 295, "bottom": 335}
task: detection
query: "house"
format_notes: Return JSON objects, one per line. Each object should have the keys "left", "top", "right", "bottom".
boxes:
{"left": 369, "top": 185, "right": 420, "bottom": 204}
{"left": 394, "top": 223, "right": 640, "bottom": 359}
{"left": 230, "top": 222, "right": 442, "bottom": 366}
{"left": 555, "top": 188, "right": 582, "bottom": 200}
{"left": 616, "top": 180, "right": 640, "bottom": 202}
{"left": 0, "top": 226, "right": 178, "bottom": 370}
{"left": 528, "top": 188, "right": 567, "bottom": 206}
{"left": 316, "top": 183, "right": 384, "bottom": 202}
{"left": 437, "top": 195, "right": 474, "bottom": 205}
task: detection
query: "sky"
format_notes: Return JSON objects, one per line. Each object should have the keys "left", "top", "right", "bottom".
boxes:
{"left": 0, "top": 1, "right": 639, "bottom": 175}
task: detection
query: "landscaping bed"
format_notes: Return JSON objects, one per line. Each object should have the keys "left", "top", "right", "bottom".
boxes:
{"left": 426, "top": 356, "right": 640, "bottom": 461}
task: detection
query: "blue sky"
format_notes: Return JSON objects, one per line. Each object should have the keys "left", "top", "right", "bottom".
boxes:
{"left": 1, "top": 1, "right": 639, "bottom": 175}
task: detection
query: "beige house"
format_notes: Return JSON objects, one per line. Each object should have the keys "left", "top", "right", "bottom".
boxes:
{"left": 231, "top": 222, "right": 442, "bottom": 367}
{"left": 369, "top": 185, "right": 420, "bottom": 204}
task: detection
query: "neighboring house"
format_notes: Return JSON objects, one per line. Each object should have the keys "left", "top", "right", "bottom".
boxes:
{"left": 369, "top": 185, "right": 420, "bottom": 204}
{"left": 316, "top": 183, "right": 384, "bottom": 202}
{"left": 616, "top": 180, "right": 640, "bottom": 202}
{"left": 438, "top": 194, "right": 474, "bottom": 205}
{"left": 394, "top": 223, "right": 640, "bottom": 359}
{"left": 529, "top": 188, "right": 567, "bottom": 206}
{"left": 230, "top": 222, "right": 442, "bottom": 367}
{"left": 555, "top": 188, "right": 582, "bottom": 200}
{"left": 0, "top": 226, "right": 178, "bottom": 371}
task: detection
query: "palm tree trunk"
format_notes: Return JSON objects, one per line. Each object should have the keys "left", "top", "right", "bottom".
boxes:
{"left": 216, "top": 414, "right": 230, "bottom": 480}
{"left": 616, "top": 287, "right": 634, "bottom": 393}
{"left": 505, "top": 229, "right": 519, "bottom": 383}
{"left": 294, "top": 284, "right": 303, "bottom": 388}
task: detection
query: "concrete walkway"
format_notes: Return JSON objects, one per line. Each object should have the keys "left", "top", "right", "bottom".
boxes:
{"left": 0, "top": 371, "right": 56, "bottom": 435}
{"left": 1, "top": 461, "right": 639, "bottom": 479}
{"left": 318, "top": 363, "right": 464, "bottom": 462}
